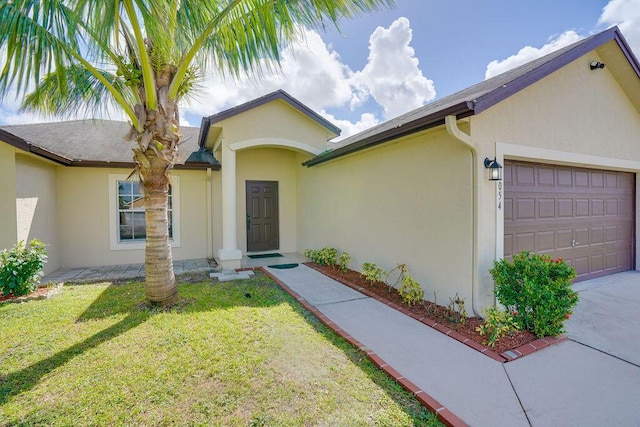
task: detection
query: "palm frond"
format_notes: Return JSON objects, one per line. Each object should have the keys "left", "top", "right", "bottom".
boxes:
{"left": 20, "top": 64, "right": 136, "bottom": 119}
{"left": 0, "top": 0, "right": 80, "bottom": 96}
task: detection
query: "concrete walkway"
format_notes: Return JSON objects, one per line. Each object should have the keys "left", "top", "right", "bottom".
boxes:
{"left": 265, "top": 265, "right": 640, "bottom": 427}
{"left": 41, "top": 253, "right": 306, "bottom": 283}
{"left": 42, "top": 258, "right": 215, "bottom": 283}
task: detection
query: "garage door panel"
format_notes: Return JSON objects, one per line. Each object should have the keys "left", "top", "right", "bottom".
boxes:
{"left": 516, "top": 199, "right": 535, "bottom": 220}
{"left": 558, "top": 169, "right": 573, "bottom": 186}
{"left": 575, "top": 171, "right": 589, "bottom": 187}
{"left": 576, "top": 199, "right": 590, "bottom": 217}
{"left": 538, "top": 198, "right": 555, "bottom": 218}
{"left": 591, "top": 227, "right": 605, "bottom": 245}
{"left": 574, "top": 257, "right": 590, "bottom": 278}
{"left": 515, "top": 233, "right": 535, "bottom": 253}
{"left": 538, "top": 231, "right": 555, "bottom": 251}
{"left": 504, "top": 198, "right": 513, "bottom": 221}
{"left": 505, "top": 161, "right": 634, "bottom": 282}
{"left": 620, "top": 198, "right": 633, "bottom": 214}
{"left": 557, "top": 198, "right": 573, "bottom": 217}
{"left": 575, "top": 228, "right": 589, "bottom": 246}
{"left": 557, "top": 229, "right": 574, "bottom": 249}
{"left": 504, "top": 234, "right": 513, "bottom": 258}
{"left": 619, "top": 223, "right": 632, "bottom": 240}
{"left": 619, "top": 250, "right": 632, "bottom": 269}
{"left": 605, "top": 252, "right": 618, "bottom": 270}
{"left": 606, "top": 199, "right": 618, "bottom": 215}
{"left": 538, "top": 167, "right": 555, "bottom": 186}
{"left": 591, "top": 254, "right": 604, "bottom": 274}
{"left": 591, "top": 172, "right": 605, "bottom": 188}
{"left": 591, "top": 198, "right": 604, "bottom": 216}
{"left": 515, "top": 164, "right": 535, "bottom": 186}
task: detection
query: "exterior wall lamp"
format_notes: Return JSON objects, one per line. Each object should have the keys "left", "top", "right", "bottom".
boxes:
{"left": 484, "top": 157, "right": 503, "bottom": 181}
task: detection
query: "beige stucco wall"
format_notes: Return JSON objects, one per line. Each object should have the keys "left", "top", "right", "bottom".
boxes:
{"left": 56, "top": 167, "right": 209, "bottom": 268}
{"left": 297, "top": 128, "right": 475, "bottom": 305}
{"left": 234, "top": 148, "right": 299, "bottom": 253}
{"left": 472, "top": 50, "right": 640, "bottom": 307}
{"left": 216, "top": 100, "right": 334, "bottom": 151}
{"left": 15, "top": 154, "right": 60, "bottom": 273}
{"left": 0, "top": 142, "right": 17, "bottom": 251}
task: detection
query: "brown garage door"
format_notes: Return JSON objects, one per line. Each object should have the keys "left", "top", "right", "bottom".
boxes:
{"left": 504, "top": 161, "right": 635, "bottom": 281}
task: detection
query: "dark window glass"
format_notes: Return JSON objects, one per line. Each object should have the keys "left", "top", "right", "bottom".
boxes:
{"left": 117, "top": 181, "right": 172, "bottom": 242}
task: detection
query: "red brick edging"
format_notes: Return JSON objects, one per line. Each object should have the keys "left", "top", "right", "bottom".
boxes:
{"left": 252, "top": 266, "right": 468, "bottom": 427}
{"left": 302, "top": 263, "right": 567, "bottom": 363}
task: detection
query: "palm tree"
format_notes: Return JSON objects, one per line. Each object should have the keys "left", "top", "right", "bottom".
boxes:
{"left": 0, "top": 0, "right": 393, "bottom": 306}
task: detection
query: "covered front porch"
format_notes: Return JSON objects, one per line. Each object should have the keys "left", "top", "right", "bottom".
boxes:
{"left": 197, "top": 90, "right": 340, "bottom": 270}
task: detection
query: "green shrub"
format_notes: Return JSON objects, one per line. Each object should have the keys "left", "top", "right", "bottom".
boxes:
{"left": 490, "top": 251, "right": 578, "bottom": 338}
{"left": 398, "top": 275, "right": 424, "bottom": 306}
{"left": 476, "top": 306, "right": 519, "bottom": 347}
{"left": 338, "top": 252, "right": 351, "bottom": 272}
{"left": 303, "top": 248, "right": 320, "bottom": 263}
{"left": 361, "top": 262, "right": 384, "bottom": 284}
{"left": 0, "top": 239, "right": 48, "bottom": 297}
{"left": 303, "top": 247, "right": 338, "bottom": 267}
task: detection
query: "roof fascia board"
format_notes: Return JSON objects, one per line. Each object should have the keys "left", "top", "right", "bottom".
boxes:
{"left": 65, "top": 160, "right": 220, "bottom": 171}
{"left": 613, "top": 30, "right": 640, "bottom": 78}
{"left": 0, "top": 129, "right": 30, "bottom": 151}
{"left": 30, "top": 146, "right": 73, "bottom": 165}
{"left": 197, "top": 117, "right": 211, "bottom": 148}
{"left": 473, "top": 27, "right": 622, "bottom": 114}
{"left": 303, "top": 102, "right": 473, "bottom": 167}
{"left": 1, "top": 129, "right": 72, "bottom": 165}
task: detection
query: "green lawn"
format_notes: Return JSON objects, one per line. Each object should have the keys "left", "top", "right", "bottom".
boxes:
{"left": 0, "top": 273, "right": 441, "bottom": 426}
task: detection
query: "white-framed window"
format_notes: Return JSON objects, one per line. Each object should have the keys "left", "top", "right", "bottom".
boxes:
{"left": 108, "top": 174, "right": 181, "bottom": 250}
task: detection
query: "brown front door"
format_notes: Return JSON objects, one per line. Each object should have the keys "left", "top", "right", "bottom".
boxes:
{"left": 504, "top": 161, "right": 635, "bottom": 282}
{"left": 246, "top": 181, "right": 279, "bottom": 252}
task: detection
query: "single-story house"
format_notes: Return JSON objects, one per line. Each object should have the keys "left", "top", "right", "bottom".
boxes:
{"left": 1, "top": 26, "right": 639, "bottom": 314}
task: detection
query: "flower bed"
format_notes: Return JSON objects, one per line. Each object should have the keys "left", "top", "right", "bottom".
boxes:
{"left": 304, "top": 262, "right": 566, "bottom": 361}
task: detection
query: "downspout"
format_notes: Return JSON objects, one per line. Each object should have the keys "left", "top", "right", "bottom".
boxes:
{"left": 445, "top": 115, "right": 482, "bottom": 317}
{"left": 206, "top": 167, "right": 213, "bottom": 259}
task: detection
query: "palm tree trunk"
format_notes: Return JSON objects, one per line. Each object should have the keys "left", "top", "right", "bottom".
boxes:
{"left": 142, "top": 153, "right": 177, "bottom": 306}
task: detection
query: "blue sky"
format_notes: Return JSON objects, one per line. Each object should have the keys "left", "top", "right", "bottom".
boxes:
{"left": 1, "top": 0, "right": 638, "bottom": 140}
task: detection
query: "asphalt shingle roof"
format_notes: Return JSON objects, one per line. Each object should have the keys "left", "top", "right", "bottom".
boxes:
{"left": 0, "top": 119, "right": 201, "bottom": 165}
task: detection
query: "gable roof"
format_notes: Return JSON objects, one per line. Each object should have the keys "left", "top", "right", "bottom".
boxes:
{"left": 0, "top": 119, "right": 217, "bottom": 169}
{"left": 197, "top": 89, "right": 341, "bottom": 148}
{"left": 304, "top": 26, "right": 640, "bottom": 167}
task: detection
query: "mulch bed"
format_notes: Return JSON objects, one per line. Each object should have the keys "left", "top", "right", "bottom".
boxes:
{"left": 0, "top": 284, "right": 63, "bottom": 304}
{"left": 304, "top": 262, "right": 545, "bottom": 358}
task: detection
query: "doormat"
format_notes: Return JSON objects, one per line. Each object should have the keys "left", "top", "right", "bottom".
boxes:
{"left": 268, "top": 263, "right": 299, "bottom": 269}
{"left": 247, "top": 253, "right": 284, "bottom": 259}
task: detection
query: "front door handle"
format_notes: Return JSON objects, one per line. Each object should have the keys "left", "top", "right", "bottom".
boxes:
{"left": 246, "top": 213, "right": 251, "bottom": 230}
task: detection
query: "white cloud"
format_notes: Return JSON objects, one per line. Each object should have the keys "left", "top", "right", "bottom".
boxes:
{"left": 184, "top": 28, "right": 356, "bottom": 117}
{"left": 351, "top": 17, "right": 435, "bottom": 120}
{"left": 185, "top": 18, "right": 434, "bottom": 130}
{"left": 598, "top": 0, "right": 640, "bottom": 54}
{"left": 485, "top": 31, "right": 583, "bottom": 79}
{"left": 320, "top": 110, "right": 379, "bottom": 141}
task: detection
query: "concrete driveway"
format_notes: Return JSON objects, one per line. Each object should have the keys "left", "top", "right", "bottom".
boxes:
{"left": 567, "top": 271, "right": 640, "bottom": 366}
{"left": 504, "top": 271, "right": 640, "bottom": 426}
